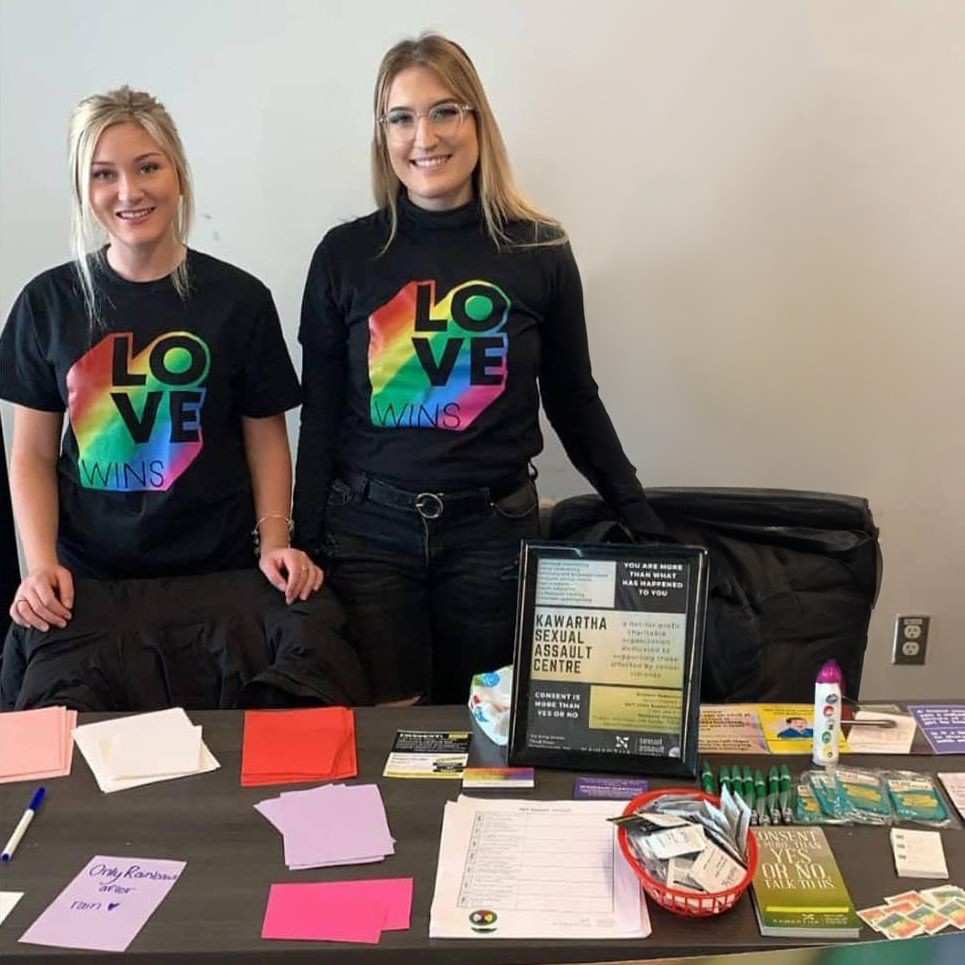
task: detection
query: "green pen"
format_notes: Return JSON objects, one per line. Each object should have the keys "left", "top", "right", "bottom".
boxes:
{"left": 767, "top": 766, "right": 781, "bottom": 824}
{"left": 718, "top": 765, "right": 731, "bottom": 797}
{"left": 700, "top": 760, "right": 714, "bottom": 794}
{"left": 779, "top": 764, "right": 793, "bottom": 824}
{"left": 754, "top": 770, "right": 769, "bottom": 825}
{"left": 742, "top": 766, "right": 755, "bottom": 820}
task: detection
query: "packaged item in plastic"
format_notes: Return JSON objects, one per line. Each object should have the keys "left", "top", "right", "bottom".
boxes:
{"left": 834, "top": 766, "right": 893, "bottom": 824}
{"left": 794, "top": 783, "right": 849, "bottom": 825}
{"left": 467, "top": 666, "right": 512, "bottom": 745}
{"left": 885, "top": 771, "right": 952, "bottom": 827}
{"left": 805, "top": 769, "right": 855, "bottom": 822}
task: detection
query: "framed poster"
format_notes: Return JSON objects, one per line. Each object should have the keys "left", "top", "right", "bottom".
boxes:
{"left": 508, "top": 542, "right": 708, "bottom": 777}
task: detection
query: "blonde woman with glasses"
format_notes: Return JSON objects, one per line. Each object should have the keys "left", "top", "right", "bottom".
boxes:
{"left": 294, "top": 34, "right": 664, "bottom": 705}
{"left": 1, "top": 86, "right": 322, "bottom": 637}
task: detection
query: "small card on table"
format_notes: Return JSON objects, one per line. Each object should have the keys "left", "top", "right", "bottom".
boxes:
{"left": 19, "top": 856, "right": 184, "bottom": 952}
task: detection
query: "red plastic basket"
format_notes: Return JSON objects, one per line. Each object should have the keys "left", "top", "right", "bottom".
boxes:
{"left": 616, "top": 788, "right": 759, "bottom": 918}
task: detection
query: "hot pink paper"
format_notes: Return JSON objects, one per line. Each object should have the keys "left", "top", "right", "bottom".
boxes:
{"left": 261, "top": 878, "right": 413, "bottom": 943}
{"left": 19, "top": 856, "right": 185, "bottom": 952}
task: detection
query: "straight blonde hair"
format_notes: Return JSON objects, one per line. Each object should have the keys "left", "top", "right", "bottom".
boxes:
{"left": 68, "top": 86, "right": 193, "bottom": 324}
{"left": 371, "top": 34, "right": 565, "bottom": 250}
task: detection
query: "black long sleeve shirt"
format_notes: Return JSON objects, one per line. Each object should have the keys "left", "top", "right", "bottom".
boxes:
{"left": 294, "top": 195, "right": 662, "bottom": 552}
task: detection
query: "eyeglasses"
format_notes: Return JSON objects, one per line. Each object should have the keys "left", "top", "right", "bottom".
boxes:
{"left": 379, "top": 102, "right": 474, "bottom": 142}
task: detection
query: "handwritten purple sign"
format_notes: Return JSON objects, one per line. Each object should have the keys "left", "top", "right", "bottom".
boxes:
{"left": 20, "top": 855, "right": 185, "bottom": 952}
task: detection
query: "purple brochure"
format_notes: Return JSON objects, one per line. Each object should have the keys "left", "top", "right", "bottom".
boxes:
{"left": 574, "top": 776, "right": 649, "bottom": 800}
{"left": 907, "top": 705, "right": 965, "bottom": 754}
{"left": 20, "top": 856, "right": 185, "bottom": 952}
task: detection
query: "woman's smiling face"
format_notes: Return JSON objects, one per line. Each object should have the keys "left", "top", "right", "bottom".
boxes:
{"left": 384, "top": 66, "right": 479, "bottom": 211}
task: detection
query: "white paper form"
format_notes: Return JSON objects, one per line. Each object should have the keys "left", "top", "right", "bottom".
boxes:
{"left": 846, "top": 712, "right": 917, "bottom": 754}
{"left": 429, "top": 797, "right": 649, "bottom": 939}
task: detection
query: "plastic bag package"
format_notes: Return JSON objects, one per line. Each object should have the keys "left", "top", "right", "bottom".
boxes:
{"left": 833, "top": 766, "right": 893, "bottom": 825}
{"left": 804, "top": 769, "right": 857, "bottom": 822}
{"left": 794, "top": 784, "right": 849, "bottom": 825}
{"left": 885, "top": 771, "right": 954, "bottom": 828}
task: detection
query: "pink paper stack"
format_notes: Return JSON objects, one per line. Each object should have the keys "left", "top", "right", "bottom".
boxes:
{"left": 0, "top": 706, "right": 76, "bottom": 783}
{"left": 262, "top": 878, "right": 413, "bottom": 944}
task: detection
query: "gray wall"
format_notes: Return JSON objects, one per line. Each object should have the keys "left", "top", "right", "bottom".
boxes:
{"left": 2, "top": 0, "right": 963, "bottom": 699}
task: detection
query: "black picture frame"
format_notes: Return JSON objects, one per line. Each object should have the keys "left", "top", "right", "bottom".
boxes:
{"left": 508, "top": 541, "right": 708, "bottom": 778}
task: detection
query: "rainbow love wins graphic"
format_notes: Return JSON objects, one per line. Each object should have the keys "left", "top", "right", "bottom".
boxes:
{"left": 66, "top": 331, "right": 210, "bottom": 491}
{"left": 368, "top": 279, "right": 509, "bottom": 431}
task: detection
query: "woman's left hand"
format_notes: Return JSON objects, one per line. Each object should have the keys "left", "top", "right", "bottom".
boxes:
{"left": 259, "top": 547, "right": 324, "bottom": 603}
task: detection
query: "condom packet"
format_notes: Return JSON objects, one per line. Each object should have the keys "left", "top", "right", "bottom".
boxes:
{"left": 794, "top": 783, "right": 848, "bottom": 825}
{"left": 804, "top": 769, "right": 855, "bottom": 822}
{"left": 833, "top": 766, "right": 893, "bottom": 824}
{"left": 885, "top": 771, "right": 953, "bottom": 827}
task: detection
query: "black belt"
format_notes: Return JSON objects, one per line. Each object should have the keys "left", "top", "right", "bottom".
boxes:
{"left": 337, "top": 469, "right": 530, "bottom": 521}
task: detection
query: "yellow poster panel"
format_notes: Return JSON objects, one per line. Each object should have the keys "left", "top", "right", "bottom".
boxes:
{"left": 588, "top": 686, "right": 683, "bottom": 733}
{"left": 757, "top": 703, "right": 849, "bottom": 754}
{"left": 530, "top": 607, "right": 685, "bottom": 688}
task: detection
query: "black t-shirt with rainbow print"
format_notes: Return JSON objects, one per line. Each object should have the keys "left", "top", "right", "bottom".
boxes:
{"left": 294, "top": 194, "right": 657, "bottom": 554}
{"left": 0, "top": 250, "right": 300, "bottom": 579}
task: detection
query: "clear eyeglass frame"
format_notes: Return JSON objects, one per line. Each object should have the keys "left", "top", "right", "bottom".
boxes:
{"left": 379, "top": 102, "right": 474, "bottom": 142}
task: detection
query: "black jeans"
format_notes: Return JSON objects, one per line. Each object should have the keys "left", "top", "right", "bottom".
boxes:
{"left": 322, "top": 475, "right": 540, "bottom": 704}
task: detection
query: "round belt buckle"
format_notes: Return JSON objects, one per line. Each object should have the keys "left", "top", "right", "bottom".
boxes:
{"left": 415, "top": 492, "right": 444, "bottom": 519}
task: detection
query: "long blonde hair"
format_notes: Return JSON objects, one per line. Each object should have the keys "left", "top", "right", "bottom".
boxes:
{"left": 68, "top": 86, "right": 193, "bottom": 324}
{"left": 371, "top": 33, "right": 564, "bottom": 250}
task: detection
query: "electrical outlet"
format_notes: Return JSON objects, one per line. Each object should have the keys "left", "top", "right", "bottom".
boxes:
{"left": 892, "top": 615, "right": 930, "bottom": 665}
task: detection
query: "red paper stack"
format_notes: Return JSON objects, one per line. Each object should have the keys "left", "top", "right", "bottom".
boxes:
{"left": 241, "top": 707, "right": 357, "bottom": 787}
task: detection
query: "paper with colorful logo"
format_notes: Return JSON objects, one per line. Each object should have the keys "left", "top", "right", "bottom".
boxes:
{"left": 757, "top": 704, "right": 849, "bottom": 754}
{"left": 19, "top": 856, "right": 185, "bottom": 952}
{"left": 698, "top": 705, "right": 769, "bottom": 754}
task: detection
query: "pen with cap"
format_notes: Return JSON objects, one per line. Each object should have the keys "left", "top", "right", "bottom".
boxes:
{"left": 741, "top": 766, "right": 755, "bottom": 814}
{"left": 2, "top": 786, "right": 45, "bottom": 861}
{"left": 754, "top": 770, "right": 769, "bottom": 825}
{"left": 779, "top": 764, "right": 793, "bottom": 824}
{"left": 700, "top": 760, "right": 715, "bottom": 794}
{"left": 718, "top": 765, "right": 732, "bottom": 797}
{"left": 767, "top": 766, "right": 781, "bottom": 824}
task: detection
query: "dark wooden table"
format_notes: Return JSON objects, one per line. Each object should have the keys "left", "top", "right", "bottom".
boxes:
{"left": 1, "top": 706, "right": 963, "bottom": 964}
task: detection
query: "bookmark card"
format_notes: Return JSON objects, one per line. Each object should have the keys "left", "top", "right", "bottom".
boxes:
{"left": 73, "top": 709, "right": 218, "bottom": 793}
{"left": 19, "top": 856, "right": 184, "bottom": 952}
{"left": 0, "top": 706, "right": 77, "bottom": 783}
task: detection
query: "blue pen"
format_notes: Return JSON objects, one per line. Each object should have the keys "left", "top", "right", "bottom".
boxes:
{"left": 2, "top": 786, "right": 46, "bottom": 861}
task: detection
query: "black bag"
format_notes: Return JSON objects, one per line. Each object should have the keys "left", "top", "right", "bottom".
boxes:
{"left": 546, "top": 488, "right": 881, "bottom": 702}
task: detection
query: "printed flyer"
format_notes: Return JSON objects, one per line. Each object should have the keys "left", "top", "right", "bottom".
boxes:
{"left": 509, "top": 544, "right": 707, "bottom": 775}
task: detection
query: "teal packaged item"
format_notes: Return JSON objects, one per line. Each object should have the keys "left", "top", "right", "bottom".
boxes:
{"left": 794, "top": 784, "right": 824, "bottom": 823}
{"left": 795, "top": 783, "right": 849, "bottom": 825}
{"left": 834, "top": 767, "right": 892, "bottom": 824}
{"left": 806, "top": 769, "right": 855, "bottom": 821}
{"left": 885, "top": 771, "right": 951, "bottom": 827}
